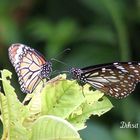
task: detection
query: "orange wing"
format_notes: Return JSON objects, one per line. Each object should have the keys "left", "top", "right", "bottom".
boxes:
{"left": 8, "top": 43, "right": 52, "bottom": 93}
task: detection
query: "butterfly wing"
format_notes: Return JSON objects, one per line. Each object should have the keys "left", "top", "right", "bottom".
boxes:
{"left": 8, "top": 43, "right": 52, "bottom": 93}
{"left": 72, "top": 62, "right": 140, "bottom": 99}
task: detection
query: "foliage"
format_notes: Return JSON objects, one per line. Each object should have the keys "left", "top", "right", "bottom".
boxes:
{"left": 0, "top": 69, "right": 112, "bottom": 140}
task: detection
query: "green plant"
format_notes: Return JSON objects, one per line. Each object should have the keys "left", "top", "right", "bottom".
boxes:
{"left": 0, "top": 69, "right": 113, "bottom": 140}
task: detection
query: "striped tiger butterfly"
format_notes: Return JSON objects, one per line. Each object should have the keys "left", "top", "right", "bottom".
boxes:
{"left": 70, "top": 62, "right": 140, "bottom": 99}
{"left": 8, "top": 43, "right": 52, "bottom": 94}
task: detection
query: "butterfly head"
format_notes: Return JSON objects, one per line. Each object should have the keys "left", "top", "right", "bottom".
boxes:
{"left": 40, "top": 61, "right": 52, "bottom": 79}
{"left": 70, "top": 68, "right": 83, "bottom": 80}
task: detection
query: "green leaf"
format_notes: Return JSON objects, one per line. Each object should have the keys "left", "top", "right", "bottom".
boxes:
{"left": 0, "top": 70, "right": 113, "bottom": 139}
{"left": 68, "top": 85, "right": 113, "bottom": 130}
{"left": 0, "top": 92, "right": 8, "bottom": 136}
{"left": 30, "top": 115, "right": 81, "bottom": 140}
{"left": 0, "top": 69, "right": 29, "bottom": 140}
{"left": 41, "top": 74, "right": 85, "bottom": 118}
{"left": 23, "top": 86, "right": 43, "bottom": 127}
{"left": 27, "top": 74, "right": 113, "bottom": 130}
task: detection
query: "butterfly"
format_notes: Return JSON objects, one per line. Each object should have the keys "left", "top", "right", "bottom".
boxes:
{"left": 70, "top": 62, "right": 140, "bottom": 99}
{"left": 8, "top": 43, "right": 52, "bottom": 94}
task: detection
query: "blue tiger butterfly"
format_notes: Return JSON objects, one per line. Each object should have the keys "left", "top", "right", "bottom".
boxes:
{"left": 70, "top": 62, "right": 140, "bottom": 99}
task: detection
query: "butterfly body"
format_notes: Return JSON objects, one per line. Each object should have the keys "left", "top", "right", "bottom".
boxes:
{"left": 8, "top": 43, "right": 52, "bottom": 93}
{"left": 70, "top": 62, "right": 140, "bottom": 99}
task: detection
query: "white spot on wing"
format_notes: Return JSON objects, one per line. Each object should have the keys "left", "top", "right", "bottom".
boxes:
{"left": 121, "top": 69, "right": 128, "bottom": 73}
{"left": 124, "top": 80, "right": 129, "bottom": 83}
{"left": 102, "top": 68, "right": 106, "bottom": 72}
{"left": 119, "top": 75, "right": 124, "bottom": 78}
{"left": 87, "top": 81, "right": 104, "bottom": 88}
{"left": 89, "top": 72, "right": 99, "bottom": 77}
{"left": 104, "top": 76, "right": 117, "bottom": 79}
{"left": 134, "top": 70, "right": 139, "bottom": 73}
{"left": 114, "top": 88, "right": 119, "bottom": 92}
{"left": 87, "top": 77, "right": 109, "bottom": 83}
{"left": 116, "top": 66, "right": 125, "bottom": 70}
{"left": 114, "top": 62, "right": 118, "bottom": 65}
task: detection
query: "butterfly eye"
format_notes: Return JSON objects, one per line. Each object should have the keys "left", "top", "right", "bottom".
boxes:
{"left": 70, "top": 62, "right": 140, "bottom": 99}
{"left": 8, "top": 43, "right": 52, "bottom": 93}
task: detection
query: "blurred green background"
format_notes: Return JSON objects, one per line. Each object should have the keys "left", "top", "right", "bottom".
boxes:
{"left": 0, "top": 0, "right": 140, "bottom": 140}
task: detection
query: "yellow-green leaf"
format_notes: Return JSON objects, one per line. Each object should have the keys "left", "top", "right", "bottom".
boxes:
{"left": 30, "top": 115, "right": 81, "bottom": 140}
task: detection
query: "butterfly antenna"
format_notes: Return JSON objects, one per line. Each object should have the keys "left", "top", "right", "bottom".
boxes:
{"left": 60, "top": 70, "right": 70, "bottom": 73}
{"left": 51, "top": 48, "right": 71, "bottom": 66}
{"left": 51, "top": 58, "right": 68, "bottom": 67}
{"left": 53, "top": 48, "right": 71, "bottom": 59}
{"left": 51, "top": 48, "right": 73, "bottom": 71}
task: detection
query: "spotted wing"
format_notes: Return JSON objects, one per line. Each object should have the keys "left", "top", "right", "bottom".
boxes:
{"left": 81, "top": 62, "right": 140, "bottom": 99}
{"left": 8, "top": 43, "right": 51, "bottom": 93}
